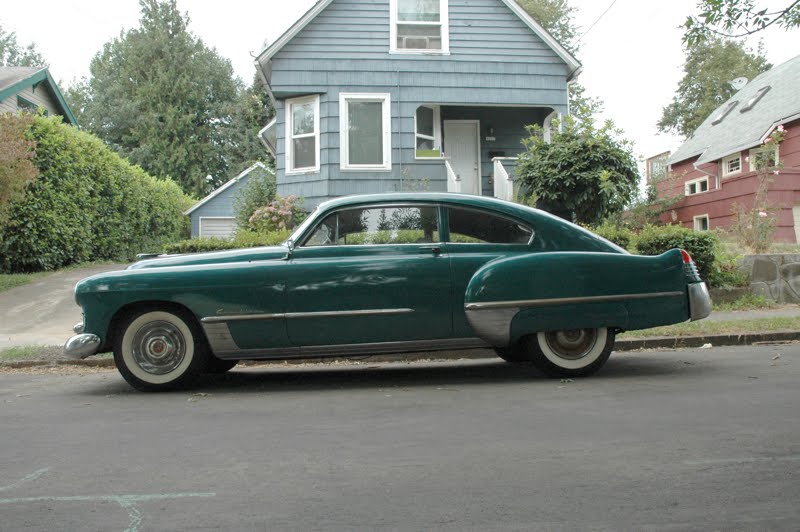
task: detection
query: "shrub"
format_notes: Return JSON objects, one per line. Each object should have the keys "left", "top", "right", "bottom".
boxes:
{"left": 234, "top": 165, "right": 276, "bottom": 229}
{"left": 162, "top": 229, "right": 291, "bottom": 254}
{"left": 248, "top": 195, "right": 306, "bottom": 232}
{"left": 635, "top": 224, "right": 717, "bottom": 281}
{"left": 590, "top": 221, "right": 634, "bottom": 251}
{"left": 0, "top": 115, "right": 190, "bottom": 272}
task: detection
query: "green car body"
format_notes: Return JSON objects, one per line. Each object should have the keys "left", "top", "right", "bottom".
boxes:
{"left": 65, "top": 193, "right": 711, "bottom": 389}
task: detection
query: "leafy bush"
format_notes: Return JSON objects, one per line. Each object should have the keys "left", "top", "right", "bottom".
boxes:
{"left": 162, "top": 229, "right": 290, "bottom": 254}
{"left": 635, "top": 224, "right": 718, "bottom": 281}
{"left": 589, "top": 221, "right": 634, "bottom": 250}
{"left": 234, "top": 165, "right": 276, "bottom": 229}
{"left": 0, "top": 115, "right": 190, "bottom": 272}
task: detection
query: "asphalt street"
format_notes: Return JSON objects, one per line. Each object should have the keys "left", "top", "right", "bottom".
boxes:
{"left": 1, "top": 344, "right": 798, "bottom": 531}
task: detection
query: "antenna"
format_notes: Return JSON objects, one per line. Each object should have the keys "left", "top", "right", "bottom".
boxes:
{"left": 730, "top": 77, "right": 748, "bottom": 91}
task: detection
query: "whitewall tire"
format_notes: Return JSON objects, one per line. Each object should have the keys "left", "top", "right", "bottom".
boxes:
{"left": 113, "top": 309, "right": 208, "bottom": 391}
{"left": 518, "top": 327, "right": 614, "bottom": 378}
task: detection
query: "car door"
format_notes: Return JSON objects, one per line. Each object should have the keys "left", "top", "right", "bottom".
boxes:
{"left": 443, "top": 206, "right": 535, "bottom": 337}
{"left": 285, "top": 203, "right": 452, "bottom": 347}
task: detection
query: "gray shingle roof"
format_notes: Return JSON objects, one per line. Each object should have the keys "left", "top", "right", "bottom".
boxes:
{"left": 669, "top": 54, "right": 800, "bottom": 166}
{"left": 0, "top": 67, "right": 43, "bottom": 92}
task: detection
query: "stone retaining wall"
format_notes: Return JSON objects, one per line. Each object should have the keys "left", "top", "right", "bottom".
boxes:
{"left": 739, "top": 254, "right": 800, "bottom": 303}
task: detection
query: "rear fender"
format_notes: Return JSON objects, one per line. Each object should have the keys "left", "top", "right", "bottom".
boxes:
{"left": 464, "top": 249, "right": 690, "bottom": 347}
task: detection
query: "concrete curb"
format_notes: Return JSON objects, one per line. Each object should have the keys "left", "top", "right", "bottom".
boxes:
{"left": 2, "top": 330, "right": 799, "bottom": 369}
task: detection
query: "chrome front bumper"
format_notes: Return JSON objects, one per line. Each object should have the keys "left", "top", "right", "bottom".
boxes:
{"left": 64, "top": 333, "right": 101, "bottom": 359}
{"left": 689, "top": 282, "right": 712, "bottom": 321}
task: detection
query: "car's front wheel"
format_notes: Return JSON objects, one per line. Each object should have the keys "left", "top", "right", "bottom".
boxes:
{"left": 113, "top": 309, "right": 208, "bottom": 391}
{"left": 512, "top": 327, "right": 614, "bottom": 378}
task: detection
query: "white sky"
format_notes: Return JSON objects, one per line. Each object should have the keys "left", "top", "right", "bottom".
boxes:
{"left": 2, "top": 0, "right": 798, "bottom": 164}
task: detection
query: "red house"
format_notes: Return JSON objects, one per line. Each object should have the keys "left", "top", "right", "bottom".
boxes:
{"left": 657, "top": 54, "right": 800, "bottom": 242}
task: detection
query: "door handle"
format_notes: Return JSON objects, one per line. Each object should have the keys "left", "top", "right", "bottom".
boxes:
{"left": 420, "top": 245, "right": 442, "bottom": 255}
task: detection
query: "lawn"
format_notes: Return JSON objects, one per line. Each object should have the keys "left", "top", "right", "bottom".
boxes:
{"left": 0, "top": 271, "right": 51, "bottom": 293}
{"left": 620, "top": 316, "right": 800, "bottom": 338}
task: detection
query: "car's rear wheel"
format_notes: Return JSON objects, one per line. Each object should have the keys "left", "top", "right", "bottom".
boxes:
{"left": 113, "top": 309, "right": 208, "bottom": 391}
{"left": 514, "top": 327, "right": 614, "bottom": 378}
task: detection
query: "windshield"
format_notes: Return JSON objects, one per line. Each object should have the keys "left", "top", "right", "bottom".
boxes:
{"left": 286, "top": 206, "right": 320, "bottom": 246}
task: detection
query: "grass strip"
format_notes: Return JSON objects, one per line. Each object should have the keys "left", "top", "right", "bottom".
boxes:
{"left": 620, "top": 316, "right": 800, "bottom": 338}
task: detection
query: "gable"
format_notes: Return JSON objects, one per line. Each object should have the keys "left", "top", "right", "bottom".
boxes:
{"left": 257, "top": 0, "right": 580, "bottom": 83}
{"left": 0, "top": 67, "right": 77, "bottom": 125}
{"left": 185, "top": 162, "right": 272, "bottom": 215}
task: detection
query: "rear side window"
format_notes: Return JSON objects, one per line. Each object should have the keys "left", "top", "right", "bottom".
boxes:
{"left": 447, "top": 207, "right": 533, "bottom": 244}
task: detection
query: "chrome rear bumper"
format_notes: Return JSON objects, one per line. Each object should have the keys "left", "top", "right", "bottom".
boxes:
{"left": 64, "top": 333, "right": 101, "bottom": 359}
{"left": 689, "top": 282, "right": 712, "bottom": 321}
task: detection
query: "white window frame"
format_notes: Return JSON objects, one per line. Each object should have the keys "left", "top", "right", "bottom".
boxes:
{"left": 693, "top": 214, "right": 709, "bottom": 232}
{"left": 339, "top": 93, "right": 392, "bottom": 171}
{"left": 415, "top": 105, "right": 442, "bottom": 159}
{"left": 285, "top": 95, "right": 320, "bottom": 175}
{"left": 389, "top": 0, "right": 450, "bottom": 55}
{"left": 685, "top": 176, "right": 709, "bottom": 196}
{"left": 721, "top": 153, "right": 741, "bottom": 177}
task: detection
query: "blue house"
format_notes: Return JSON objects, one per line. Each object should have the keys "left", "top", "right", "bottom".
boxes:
{"left": 255, "top": 0, "right": 580, "bottom": 207}
{"left": 185, "top": 162, "right": 272, "bottom": 238}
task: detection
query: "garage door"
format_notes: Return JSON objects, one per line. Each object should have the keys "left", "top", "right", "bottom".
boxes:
{"left": 199, "top": 217, "right": 236, "bottom": 239}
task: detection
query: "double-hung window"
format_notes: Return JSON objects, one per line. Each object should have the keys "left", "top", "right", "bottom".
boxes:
{"left": 391, "top": 0, "right": 449, "bottom": 53}
{"left": 415, "top": 105, "right": 441, "bottom": 158}
{"left": 339, "top": 93, "right": 392, "bottom": 171}
{"left": 685, "top": 177, "right": 709, "bottom": 196}
{"left": 285, "top": 95, "right": 320, "bottom": 174}
{"left": 721, "top": 153, "right": 741, "bottom": 177}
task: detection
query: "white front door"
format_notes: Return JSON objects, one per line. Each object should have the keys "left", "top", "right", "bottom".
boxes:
{"left": 444, "top": 120, "right": 481, "bottom": 195}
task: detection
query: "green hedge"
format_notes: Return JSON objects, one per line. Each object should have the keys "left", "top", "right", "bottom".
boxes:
{"left": 590, "top": 222, "right": 634, "bottom": 250}
{"left": 635, "top": 224, "right": 717, "bottom": 281}
{"left": 162, "top": 229, "right": 291, "bottom": 254}
{"left": 0, "top": 116, "right": 191, "bottom": 273}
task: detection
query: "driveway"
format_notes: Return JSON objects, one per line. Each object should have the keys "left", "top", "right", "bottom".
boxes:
{"left": 0, "top": 264, "right": 125, "bottom": 350}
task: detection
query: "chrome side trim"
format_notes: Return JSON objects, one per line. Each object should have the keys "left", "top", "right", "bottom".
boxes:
{"left": 212, "top": 337, "right": 489, "bottom": 360}
{"left": 64, "top": 334, "right": 101, "bottom": 359}
{"left": 688, "top": 282, "right": 712, "bottom": 321}
{"left": 464, "top": 291, "right": 685, "bottom": 311}
{"left": 201, "top": 322, "right": 241, "bottom": 353}
{"left": 464, "top": 308, "right": 519, "bottom": 347}
{"left": 201, "top": 308, "right": 414, "bottom": 324}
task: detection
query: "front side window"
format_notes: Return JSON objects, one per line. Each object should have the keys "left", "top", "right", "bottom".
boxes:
{"left": 415, "top": 105, "right": 441, "bottom": 158}
{"left": 447, "top": 207, "right": 533, "bottom": 244}
{"left": 391, "top": 0, "right": 449, "bottom": 53}
{"left": 304, "top": 206, "right": 440, "bottom": 246}
{"left": 285, "top": 95, "right": 320, "bottom": 174}
{"left": 339, "top": 93, "right": 391, "bottom": 170}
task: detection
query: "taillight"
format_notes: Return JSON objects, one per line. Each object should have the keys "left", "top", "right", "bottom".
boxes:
{"left": 680, "top": 249, "right": 693, "bottom": 264}
{"left": 680, "top": 249, "right": 702, "bottom": 281}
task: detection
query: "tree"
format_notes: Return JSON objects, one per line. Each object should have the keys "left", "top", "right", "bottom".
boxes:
{"left": 233, "top": 164, "right": 276, "bottom": 230}
{"left": 658, "top": 37, "right": 770, "bottom": 138}
{"left": 65, "top": 0, "right": 247, "bottom": 197}
{"left": 516, "top": 118, "right": 639, "bottom": 225}
{"left": 515, "top": 0, "right": 602, "bottom": 128}
{"left": 0, "top": 113, "right": 38, "bottom": 227}
{"left": 0, "top": 24, "right": 46, "bottom": 67}
{"left": 223, "top": 74, "right": 275, "bottom": 177}
{"left": 684, "top": 0, "right": 800, "bottom": 45}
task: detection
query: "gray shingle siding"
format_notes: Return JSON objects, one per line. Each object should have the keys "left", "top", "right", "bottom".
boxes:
{"left": 268, "top": 0, "right": 572, "bottom": 205}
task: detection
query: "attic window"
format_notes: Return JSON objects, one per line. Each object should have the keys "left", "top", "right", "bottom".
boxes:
{"left": 740, "top": 86, "right": 771, "bottom": 113}
{"left": 391, "top": 0, "right": 449, "bottom": 54}
{"left": 711, "top": 101, "right": 738, "bottom": 125}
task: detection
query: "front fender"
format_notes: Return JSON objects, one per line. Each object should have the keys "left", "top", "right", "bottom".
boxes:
{"left": 464, "top": 250, "right": 690, "bottom": 346}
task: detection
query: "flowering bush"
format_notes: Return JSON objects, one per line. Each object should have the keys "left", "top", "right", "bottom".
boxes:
{"left": 248, "top": 195, "right": 306, "bottom": 233}
{"left": 728, "top": 125, "right": 786, "bottom": 253}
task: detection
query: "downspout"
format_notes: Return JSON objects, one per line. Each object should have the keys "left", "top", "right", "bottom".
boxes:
{"left": 693, "top": 160, "right": 720, "bottom": 190}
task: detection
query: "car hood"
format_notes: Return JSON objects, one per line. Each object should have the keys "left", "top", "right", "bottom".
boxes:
{"left": 126, "top": 246, "right": 290, "bottom": 270}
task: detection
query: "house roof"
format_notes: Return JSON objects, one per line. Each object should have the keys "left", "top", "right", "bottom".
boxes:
{"left": 254, "top": 0, "right": 581, "bottom": 81}
{"left": 670, "top": 54, "right": 800, "bottom": 166}
{"left": 0, "top": 67, "right": 78, "bottom": 125}
{"left": 184, "top": 162, "right": 272, "bottom": 215}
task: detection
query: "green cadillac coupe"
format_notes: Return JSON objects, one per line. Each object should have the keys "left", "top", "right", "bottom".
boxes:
{"left": 65, "top": 193, "right": 711, "bottom": 391}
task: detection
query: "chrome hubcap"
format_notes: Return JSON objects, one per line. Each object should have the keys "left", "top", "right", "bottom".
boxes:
{"left": 544, "top": 329, "right": 598, "bottom": 360}
{"left": 132, "top": 321, "right": 186, "bottom": 375}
